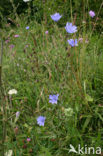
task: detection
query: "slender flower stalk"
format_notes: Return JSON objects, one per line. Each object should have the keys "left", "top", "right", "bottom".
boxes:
{"left": 10, "top": 0, "right": 19, "bottom": 22}
{"left": 0, "top": 39, "right": 6, "bottom": 156}
{"left": 0, "top": 39, "right": 3, "bottom": 85}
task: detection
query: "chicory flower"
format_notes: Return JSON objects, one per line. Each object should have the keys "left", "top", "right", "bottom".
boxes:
{"left": 65, "top": 22, "right": 77, "bottom": 33}
{"left": 49, "top": 94, "right": 59, "bottom": 104}
{"left": 26, "top": 26, "right": 29, "bottom": 30}
{"left": 67, "top": 39, "right": 78, "bottom": 47}
{"left": 37, "top": 116, "right": 46, "bottom": 126}
{"left": 51, "top": 13, "right": 62, "bottom": 22}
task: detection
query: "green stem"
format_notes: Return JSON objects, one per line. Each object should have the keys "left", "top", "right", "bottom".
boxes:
{"left": 0, "top": 65, "right": 2, "bottom": 86}
{"left": 0, "top": 39, "right": 3, "bottom": 85}
{"left": 10, "top": 0, "right": 19, "bottom": 23}
{"left": 70, "top": 0, "right": 73, "bottom": 23}
{"left": 0, "top": 39, "right": 5, "bottom": 156}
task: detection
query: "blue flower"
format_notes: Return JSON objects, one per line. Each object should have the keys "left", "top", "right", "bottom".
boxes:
{"left": 51, "top": 13, "right": 62, "bottom": 22}
{"left": 26, "top": 26, "right": 29, "bottom": 30}
{"left": 65, "top": 22, "right": 77, "bottom": 33}
{"left": 67, "top": 39, "right": 78, "bottom": 47}
{"left": 49, "top": 94, "right": 59, "bottom": 104}
{"left": 37, "top": 116, "right": 46, "bottom": 126}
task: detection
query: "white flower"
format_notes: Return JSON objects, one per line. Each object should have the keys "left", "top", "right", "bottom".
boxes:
{"left": 8, "top": 89, "right": 17, "bottom": 95}
{"left": 23, "top": 0, "right": 31, "bottom": 2}
{"left": 5, "top": 150, "right": 13, "bottom": 156}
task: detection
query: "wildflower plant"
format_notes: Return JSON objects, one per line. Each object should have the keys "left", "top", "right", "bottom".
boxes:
{"left": 9, "top": 44, "right": 15, "bottom": 49}
{"left": 51, "top": 13, "right": 62, "bottom": 22}
{"left": 45, "top": 31, "right": 48, "bottom": 34}
{"left": 16, "top": 111, "right": 20, "bottom": 118}
{"left": 67, "top": 39, "right": 78, "bottom": 47}
{"left": 65, "top": 22, "right": 77, "bottom": 33}
{"left": 8, "top": 89, "right": 17, "bottom": 95}
{"left": 37, "top": 116, "right": 46, "bottom": 126}
{"left": 89, "top": 10, "right": 95, "bottom": 18}
{"left": 27, "top": 138, "right": 31, "bottom": 142}
{"left": 26, "top": 26, "right": 29, "bottom": 30}
{"left": 1, "top": 2, "right": 103, "bottom": 156}
{"left": 49, "top": 94, "right": 59, "bottom": 104}
{"left": 14, "top": 35, "right": 19, "bottom": 38}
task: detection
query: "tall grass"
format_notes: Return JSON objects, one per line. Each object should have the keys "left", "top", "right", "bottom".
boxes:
{"left": 0, "top": 1, "right": 103, "bottom": 156}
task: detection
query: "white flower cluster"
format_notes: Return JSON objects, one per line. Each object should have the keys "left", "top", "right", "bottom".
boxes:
{"left": 8, "top": 89, "right": 17, "bottom": 95}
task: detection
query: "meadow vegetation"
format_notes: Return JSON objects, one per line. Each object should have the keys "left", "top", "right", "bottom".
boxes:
{"left": 0, "top": 0, "right": 103, "bottom": 155}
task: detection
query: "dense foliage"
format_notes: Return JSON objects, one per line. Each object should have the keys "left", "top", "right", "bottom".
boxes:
{"left": 0, "top": 0, "right": 103, "bottom": 27}
{"left": 0, "top": 0, "right": 103, "bottom": 156}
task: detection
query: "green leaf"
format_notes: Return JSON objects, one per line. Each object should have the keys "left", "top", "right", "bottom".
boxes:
{"left": 39, "top": 147, "right": 52, "bottom": 156}
{"left": 82, "top": 116, "right": 91, "bottom": 132}
{"left": 96, "top": 113, "right": 103, "bottom": 122}
{"left": 85, "top": 94, "right": 93, "bottom": 102}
